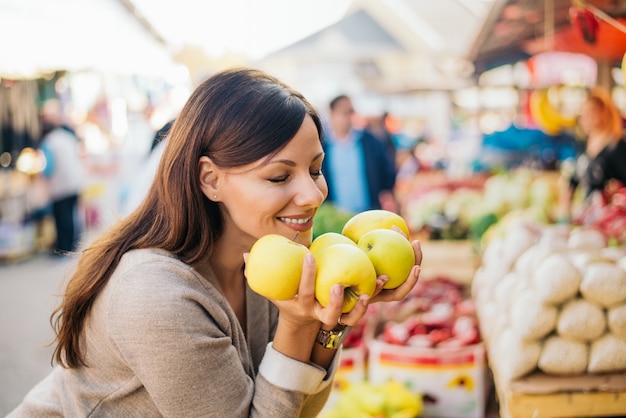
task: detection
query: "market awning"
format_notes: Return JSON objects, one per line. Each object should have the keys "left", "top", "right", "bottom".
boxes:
{"left": 470, "top": 0, "right": 626, "bottom": 74}
{"left": 0, "top": 0, "right": 175, "bottom": 79}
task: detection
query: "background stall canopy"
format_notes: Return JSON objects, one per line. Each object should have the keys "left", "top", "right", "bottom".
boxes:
{"left": 0, "top": 0, "right": 175, "bottom": 79}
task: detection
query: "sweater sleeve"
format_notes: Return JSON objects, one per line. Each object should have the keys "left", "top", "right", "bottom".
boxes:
{"left": 106, "top": 257, "right": 336, "bottom": 417}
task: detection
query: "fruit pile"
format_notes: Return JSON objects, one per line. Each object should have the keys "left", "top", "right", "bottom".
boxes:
{"left": 573, "top": 179, "right": 626, "bottom": 245}
{"left": 322, "top": 379, "right": 423, "bottom": 418}
{"left": 376, "top": 277, "right": 481, "bottom": 349}
{"left": 245, "top": 210, "right": 415, "bottom": 313}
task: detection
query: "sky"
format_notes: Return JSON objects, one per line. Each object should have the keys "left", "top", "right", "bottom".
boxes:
{"left": 130, "top": 0, "right": 353, "bottom": 59}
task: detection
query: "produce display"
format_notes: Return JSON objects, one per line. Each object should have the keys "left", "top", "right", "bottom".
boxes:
{"left": 402, "top": 169, "right": 559, "bottom": 242}
{"left": 376, "top": 277, "right": 480, "bottom": 349}
{"left": 573, "top": 179, "right": 626, "bottom": 245}
{"left": 367, "top": 277, "right": 488, "bottom": 418}
{"left": 472, "top": 218, "right": 626, "bottom": 382}
{"left": 245, "top": 209, "right": 413, "bottom": 312}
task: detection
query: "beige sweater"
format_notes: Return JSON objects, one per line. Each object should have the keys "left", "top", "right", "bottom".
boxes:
{"left": 9, "top": 249, "right": 336, "bottom": 417}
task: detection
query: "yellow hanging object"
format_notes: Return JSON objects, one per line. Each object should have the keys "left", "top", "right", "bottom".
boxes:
{"left": 529, "top": 89, "right": 576, "bottom": 135}
{"left": 529, "top": 90, "right": 562, "bottom": 135}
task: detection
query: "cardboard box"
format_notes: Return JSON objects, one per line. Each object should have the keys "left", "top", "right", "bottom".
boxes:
{"left": 367, "top": 339, "right": 489, "bottom": 418}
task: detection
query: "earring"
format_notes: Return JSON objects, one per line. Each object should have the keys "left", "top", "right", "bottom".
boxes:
{"left": 213, "top": 195, "right": 217, "bottom": 199}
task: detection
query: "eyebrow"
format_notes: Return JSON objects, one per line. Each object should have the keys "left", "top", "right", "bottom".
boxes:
{"left": 268, "top": 151, "right": 324, "bottom": 167}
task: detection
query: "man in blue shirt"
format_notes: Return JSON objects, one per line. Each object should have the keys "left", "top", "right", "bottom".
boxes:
{"left": 321, "top": 95, "right": 397, "bottom": 215}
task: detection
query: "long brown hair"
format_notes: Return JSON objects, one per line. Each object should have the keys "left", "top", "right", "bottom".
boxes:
{"left": 51, "top": 67, "right": 323, "bottom": 367}
{"left": 584, "top": 87, "right": 624, "bottom": 141}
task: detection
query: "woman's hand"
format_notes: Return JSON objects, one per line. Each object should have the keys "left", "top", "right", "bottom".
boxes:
{"left": 269, "top": 253, "right": 369, "bottom": 331}
{"left": 369, "top": 239, "right": 422, "bottom": 304}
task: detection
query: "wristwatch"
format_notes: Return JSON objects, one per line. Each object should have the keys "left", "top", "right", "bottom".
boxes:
{"left": 316, "top": 324, "right": 352, "bottom": 349}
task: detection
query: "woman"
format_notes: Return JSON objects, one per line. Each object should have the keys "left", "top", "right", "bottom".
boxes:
{"left": 562, "top": 86, "right": 626, "bottom": 219}
{"left": 9, "top": 68, "right": 422, "bottom": 417}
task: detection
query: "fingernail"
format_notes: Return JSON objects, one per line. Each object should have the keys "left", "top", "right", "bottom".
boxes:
{"left": 243, "top": 252, "right": 249, "bottom": 263}
{"left": 306, "top": 253, "right": 315, "bottom": 264}
{"left": 414, "top": 265, "right": 421, "bottom": 277}
{"left": 333, "top": 284, "right": 343, "bottom": 296}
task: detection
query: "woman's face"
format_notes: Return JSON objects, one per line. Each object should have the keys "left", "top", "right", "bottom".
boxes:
{"left": 579, "top": 100, "right": 601, "bottom": 135}
{"left": 215, "top": 114, "right": 327, "bottom": 248}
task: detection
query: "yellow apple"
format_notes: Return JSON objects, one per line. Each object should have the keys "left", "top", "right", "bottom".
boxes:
{"left": 357, "top": 228, "right": 414, "bottom": 289}
{"left": 309, "top": 232, "right": 356, "bottom": 258}
{"left": 315, "top": 243, "right": 377, "bottom": 313}
{"left": 342, "top": 209, "right": 410, "bottom": 243}
{"left": 245, "top": 234, "right": 310, "bottom": 300}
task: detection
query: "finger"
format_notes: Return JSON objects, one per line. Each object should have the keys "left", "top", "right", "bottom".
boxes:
{"left": 373, "top": 275, "right": 390, "bottom": 297}
{"left": 391, "top": 224, "right": 408, "bottom": 239}
{"left": 338, "top": 294, "right": 369, "bottom": 325}
{"left": 412, "top": 240, "right": 422, "bottom": 266}
{"left": 296, "top": 252, "right": 317, "bottom": 300}
{"left": 316, "top": 284, "right": 346, "bottom": 329}
{"left": 371, "top": 265, "right": 420, "bottom": 303}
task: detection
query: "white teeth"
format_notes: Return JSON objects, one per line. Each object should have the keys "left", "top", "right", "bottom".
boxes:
{"left": 279, "top": 217, "right": 310, "bottom": 224}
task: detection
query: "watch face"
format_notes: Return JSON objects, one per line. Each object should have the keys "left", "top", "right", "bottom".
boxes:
{"left": 317, "top": 325, "right": 351, "bottom": 349}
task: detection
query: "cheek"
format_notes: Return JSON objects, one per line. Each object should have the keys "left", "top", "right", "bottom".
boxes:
{"left": 319, "top": 177, "right": 329, "bottom": 199}
{"left": 222, "top": 186, "right": 283, "bottom": 228}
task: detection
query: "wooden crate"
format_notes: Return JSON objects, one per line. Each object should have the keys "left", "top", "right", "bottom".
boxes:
{"left": 495, "top": 371, "right": 626, "bottom": 418}
{"left": 416, "top": 238, "right": 480, "bottom": 284}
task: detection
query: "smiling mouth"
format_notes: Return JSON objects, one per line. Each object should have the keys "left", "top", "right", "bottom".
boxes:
{"left": 278, "top": 217, "right": 312, "bottom": 225}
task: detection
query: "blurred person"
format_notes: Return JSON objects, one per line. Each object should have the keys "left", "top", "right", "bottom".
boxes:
{"left": 38, "top": 99, "right": 85, "bottom": 255}
{"left": 322, "top": 95, "right": 398, "bottom": 214}
{"left": 364, "top": 111, "right": 397, "bottom": 170}
{"left": 561, "top": 86, "right": 626, "bottom": 220}
{"left": 8, "top": 68, "right": 422, "bottom": 417}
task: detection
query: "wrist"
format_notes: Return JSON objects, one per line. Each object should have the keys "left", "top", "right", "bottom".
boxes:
{"left": 316, "top": 324, "right": 352, "bottom": 349}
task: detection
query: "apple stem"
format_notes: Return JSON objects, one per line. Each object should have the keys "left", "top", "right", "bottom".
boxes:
{"left": 345, "top": 286, "right": 360, "bottom": 301}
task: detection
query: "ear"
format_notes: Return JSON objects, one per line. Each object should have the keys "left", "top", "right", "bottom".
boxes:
{"left": 198, "top": 155, "right": 221, "bottom": 201}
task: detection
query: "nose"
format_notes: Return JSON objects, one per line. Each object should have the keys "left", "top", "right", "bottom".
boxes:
{"left": 294, "top": 176, "right": 327, "bottom": 208}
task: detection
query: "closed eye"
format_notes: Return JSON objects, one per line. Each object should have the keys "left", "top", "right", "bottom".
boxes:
{"left": 268, "top": 175, "right": 289, "bottom": 183}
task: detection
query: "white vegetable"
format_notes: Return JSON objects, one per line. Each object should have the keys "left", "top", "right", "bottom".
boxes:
{"left": 538, "top": 336, "right": 588, "bottom": 375}
{"left": 501, "top": 222, "right": 539, "bottom": 270}
{"left": 608, "top": 305, "right": 626, "bottom": 339}
{"left": 567, "top": 249, "right": 601, "bottom": 276}
{"left": 580, "top": 262, "right": 626, "bottom": 307}
{"left": 567, "top": 228, "right": 607, "bottom": 250}
{"left": 588, "top": 334, "right": 626, "bottom": 373}
{"left": 494, "top": 272, "right": 519, "bottom": 314}
{"left": 514, "top": 245, "right": 553, "bottom": 279}
{"left": 493, "top": 328, "right": 541, "bottom": 382}
{"left": 477, "top": 301, "right": 498, "bottom": 342}
{"left": 532, "top": 253, "right": 582, "bottom": 304}
{"left": 482, "top": 236, "right": 505, "bottom": 267}
{"left": 510, "top": 289, "right": 558, "bottom": 341}
{"left": 538, "top": 224, "right": 570, "bottom": 253}
{"left": 557, "top": 298, "right": 606, "bottom": 341}
{"left": 600, "top": 247, "right": 626, "bottom": 262}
